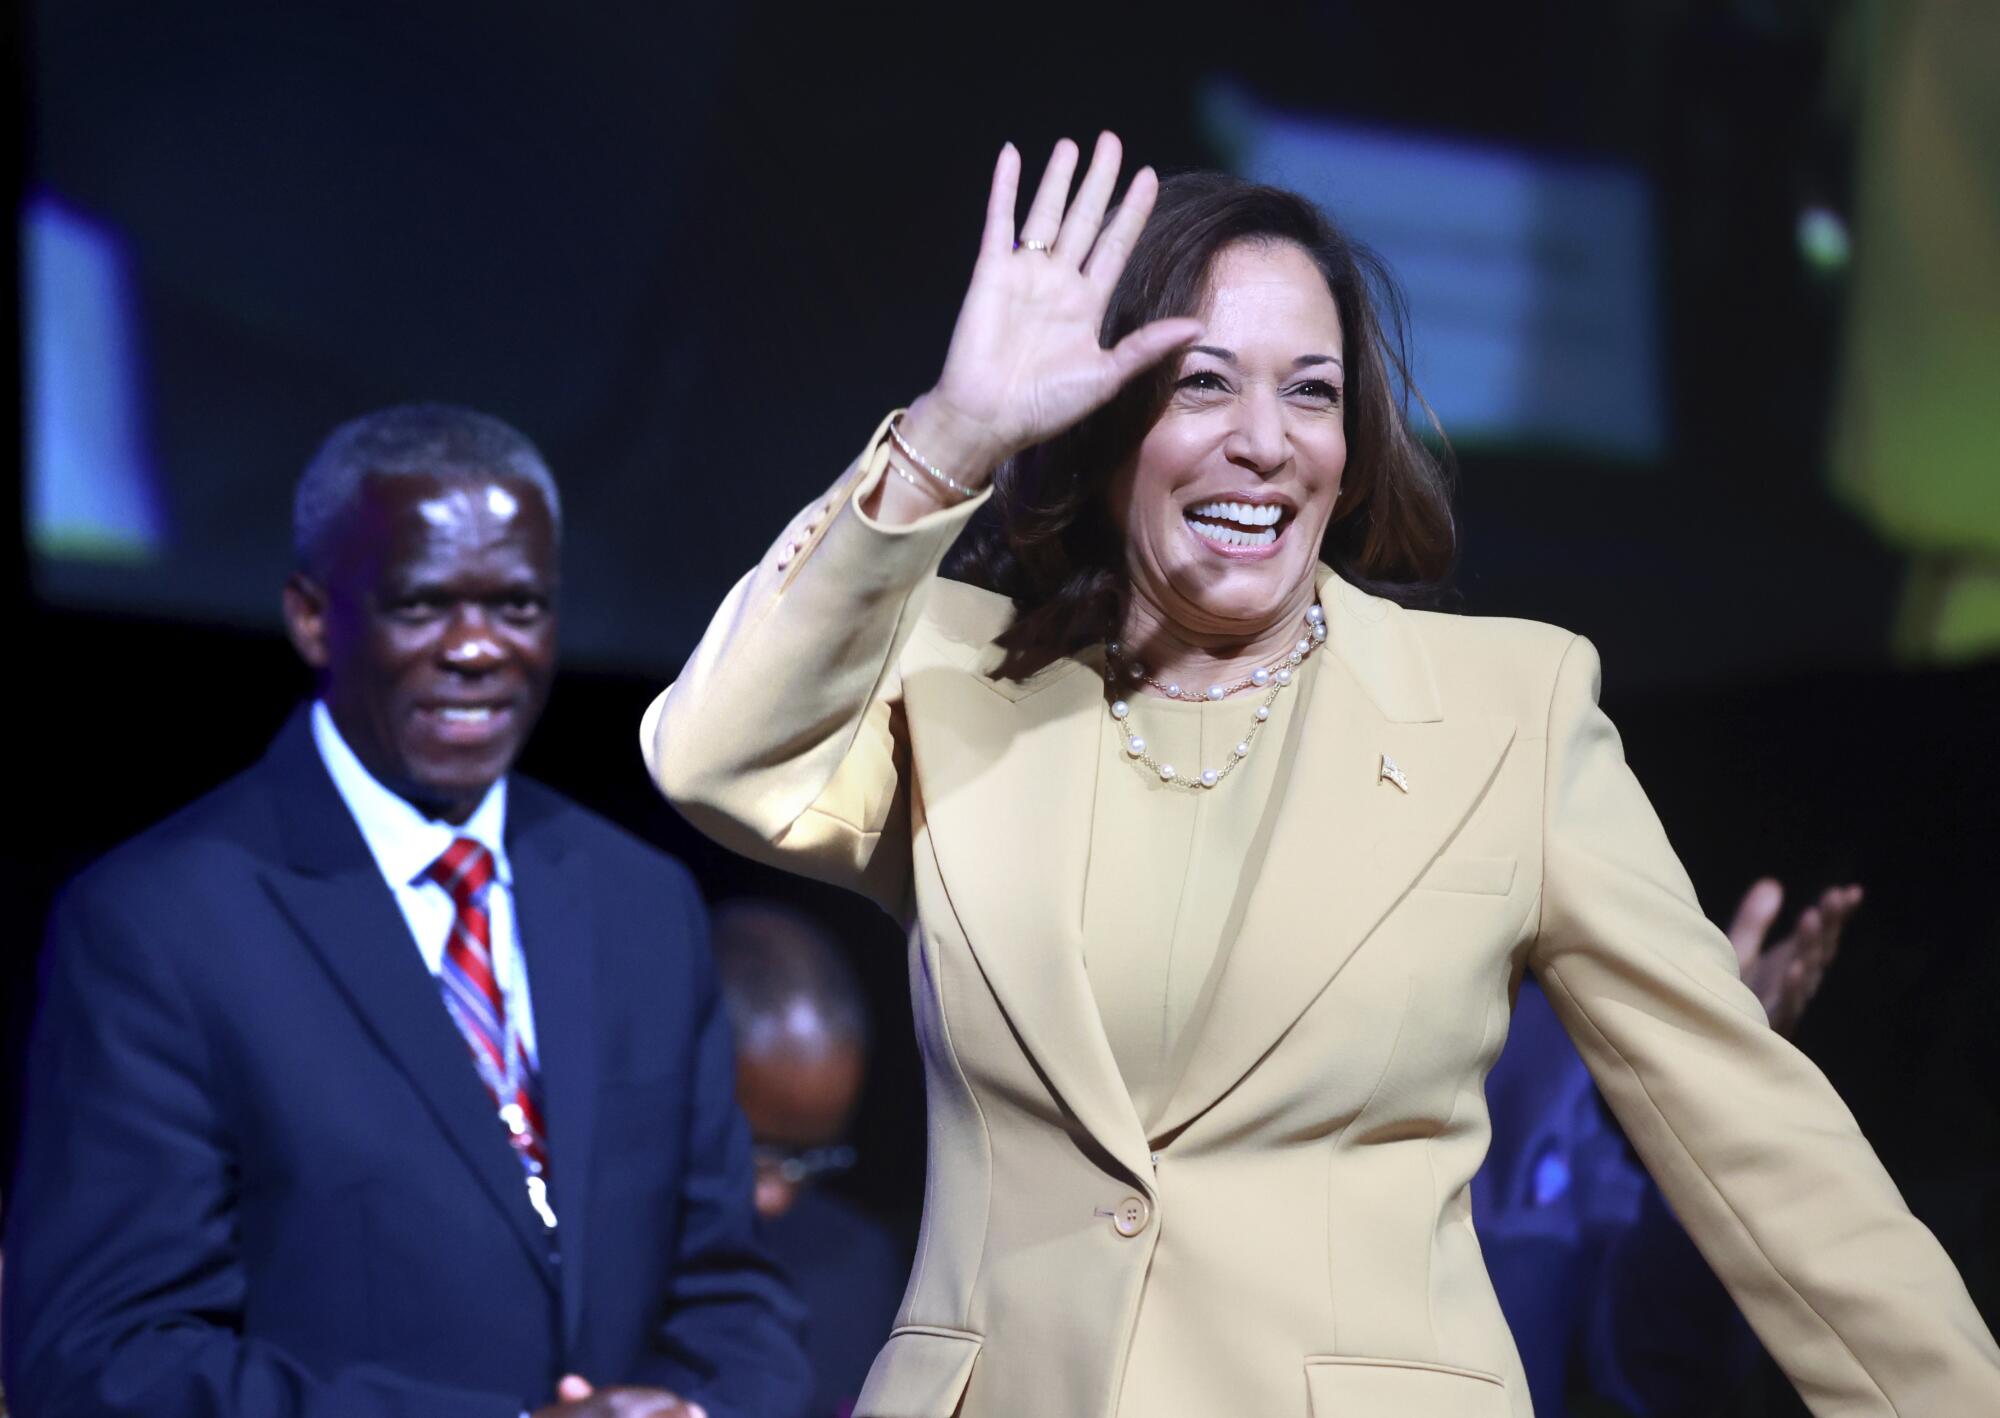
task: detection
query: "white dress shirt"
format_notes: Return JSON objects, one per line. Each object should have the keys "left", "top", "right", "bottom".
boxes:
{"left": 310, "top": 700, "right": 539, "bottom": 1065}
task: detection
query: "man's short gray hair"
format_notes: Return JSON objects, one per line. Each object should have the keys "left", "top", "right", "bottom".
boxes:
{"left": 293, "top": 403, "right": 561, "bottom": 572}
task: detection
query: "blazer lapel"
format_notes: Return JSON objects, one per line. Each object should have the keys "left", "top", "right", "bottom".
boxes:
{"left": 259, "top": 712, "right": 560, "bottom": 1291}
{"left": 509, "top": 794, "right": 596, "bottom": 1350}
{"left": 1151, "top": 576, "right": 1516, "bottom": 1141}
{"left": 904, "top": 653, "right": 1156, "bottom": 1191}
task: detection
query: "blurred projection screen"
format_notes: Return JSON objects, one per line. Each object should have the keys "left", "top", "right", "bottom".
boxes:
{"left": 1205, "top": 84, "right": 1666, "bottom": 462}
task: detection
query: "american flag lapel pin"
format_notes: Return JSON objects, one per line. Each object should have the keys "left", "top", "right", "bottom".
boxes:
{"left": 1379, "top": 753, "right": 1410, "bottom": 793}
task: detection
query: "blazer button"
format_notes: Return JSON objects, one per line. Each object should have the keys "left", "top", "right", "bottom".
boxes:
{"left": 1112, "top": 1195, "right": 1151, "bottom": 1238}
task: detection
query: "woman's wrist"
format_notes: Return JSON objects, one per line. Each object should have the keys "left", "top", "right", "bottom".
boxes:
{"left": 900, "top": 392, "right": 1009, "bottom": 490}
{"left": 860, "top": 455, "right": 961, "bottom": 526}
{"left": 887, "top": 420, "right": 980, "bottom": 502}
{"left": 856, "top": 394, "right": 1007, "bottom": 528}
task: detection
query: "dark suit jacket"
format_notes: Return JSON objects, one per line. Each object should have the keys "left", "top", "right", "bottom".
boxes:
{"left": 1473, "top": 979, "right": 1760, "bottom": 1417}
{"left": 761, "top": 1190, "right": 910, "bottom": 1418}
{"left": 2, "top": 710, "right": 809, "bottom": 1418}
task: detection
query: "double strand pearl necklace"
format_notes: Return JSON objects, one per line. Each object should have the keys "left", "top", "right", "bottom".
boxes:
{"left": 1104, "top": 602, "right": 1328, "bottom": 790}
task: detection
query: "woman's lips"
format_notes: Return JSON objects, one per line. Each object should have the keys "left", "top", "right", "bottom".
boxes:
{"left": 1184, "top": 499, "right": 1291, "bottom": 559}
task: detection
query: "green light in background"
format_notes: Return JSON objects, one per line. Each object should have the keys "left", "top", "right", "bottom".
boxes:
{"left": 1796, "top": 204, "right": 1852, "bottom": 276}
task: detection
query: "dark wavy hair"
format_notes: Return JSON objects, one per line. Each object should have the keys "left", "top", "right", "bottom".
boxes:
{"left": 946, "top": 171, "right": 1457, "bottom": 680}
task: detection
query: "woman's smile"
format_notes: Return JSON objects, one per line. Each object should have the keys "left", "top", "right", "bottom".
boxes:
{"left": 1182, "top": 494, "right": 1296, "bottom": 556}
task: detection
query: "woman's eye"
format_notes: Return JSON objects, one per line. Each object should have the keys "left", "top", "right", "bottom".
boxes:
{"left": 1291, "top": 380, "right": 1342, "bottom": 405}
{"left": 1176, "top": 371, "right": 1229, "bottom": 393}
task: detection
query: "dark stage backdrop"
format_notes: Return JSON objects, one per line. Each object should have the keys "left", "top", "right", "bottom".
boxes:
{"left": 15, "top": 6, "right": 2000, "bottom": 1414}
{"left": 26, "top": 1, "right": 1898, "bottom": 688}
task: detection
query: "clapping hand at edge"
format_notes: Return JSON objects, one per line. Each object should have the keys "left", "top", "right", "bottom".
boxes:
{"left": 1726, "top": 878, "right": 1862, "bottom": 1038}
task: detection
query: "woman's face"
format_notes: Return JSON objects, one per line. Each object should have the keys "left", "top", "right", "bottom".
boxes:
{"left": 1111, "top": 239, "right": 1347, "bottom": 640}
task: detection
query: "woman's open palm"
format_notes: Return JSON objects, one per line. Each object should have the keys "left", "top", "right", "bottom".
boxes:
{"left": 928, "top": 133, "right": 1203, "bottom": 467}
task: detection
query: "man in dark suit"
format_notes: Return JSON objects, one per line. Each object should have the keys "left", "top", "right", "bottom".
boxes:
{"left": 710, "top": 900, "right": 911, "bottom": 1418}
{"left": 2, "top": 405, "right": 809, "bottom": 1418}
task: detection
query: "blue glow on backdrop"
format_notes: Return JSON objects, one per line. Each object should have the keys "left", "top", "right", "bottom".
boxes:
{"left": 1205, "top": 83, "right": 1665, "bottom": 462}
{"left": 25, "top": 192, "right": 167, "bottom": 562}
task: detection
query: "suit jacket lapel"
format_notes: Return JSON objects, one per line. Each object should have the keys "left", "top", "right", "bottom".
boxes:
{"left": 510, "top": 792, "right": 596, "bottom": 1350}
{"left": 259, "top": 711, "right": 560, "bottom": 1291}
{"left": 1150, "top": 576, "right": 1516, "bottom": 1140}
{"left": 905, "top": 653, "right": 1156, "bottom": 1190}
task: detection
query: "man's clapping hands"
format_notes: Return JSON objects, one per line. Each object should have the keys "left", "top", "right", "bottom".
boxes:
{"left": 533, "top": 1374, "right": 707, "bottom": 1418}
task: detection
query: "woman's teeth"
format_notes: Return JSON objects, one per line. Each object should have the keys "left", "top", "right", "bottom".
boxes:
{"left": 1189, "top": 500, "right": 1283, "bottom": 526}
{"left": 1190, "top": 520, "right": 1276, "bottom": 547}
{"left": 1187, "top": 500, "right": 1282, "bottom": 548}
{"left": 437, "top": 706, "right": 496, "bottom": 723}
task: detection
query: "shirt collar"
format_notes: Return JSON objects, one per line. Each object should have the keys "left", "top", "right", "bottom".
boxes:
{"left": 310, "top": 699, "right": 512, "bottom": 890}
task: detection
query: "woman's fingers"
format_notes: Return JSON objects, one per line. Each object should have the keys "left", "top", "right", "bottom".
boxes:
{"left": 979, "top": 142, "right": 1022, "bottom": 263}
{"left": 931, "top": 138, "right": 1180, "bottom": 463}
{"left": 1107, "top": 316, "right": 1205, "bottom": 384}
{"left": 1085, "top": 165, "right": 1161, "bottom": 290}
{"left": 1053, "top": 131, "right": 1123, "bottom": 265}
{"left": 1017, "top": 138, "right": 1079, "bottom": 248}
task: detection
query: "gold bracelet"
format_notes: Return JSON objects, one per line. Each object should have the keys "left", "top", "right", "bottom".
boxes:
{"left": 887, "top": 414, "right": 977, "bottom": 500}
{"left": 887, "top": 456, "right": 955, "bottom": 506}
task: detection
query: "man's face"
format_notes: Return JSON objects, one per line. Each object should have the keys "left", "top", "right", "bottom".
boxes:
{"left": 284, "top": 472, "right": 559, "bottom": 823}
{"left": 737, "top": 1043, "right": 865, "bottom": 1219}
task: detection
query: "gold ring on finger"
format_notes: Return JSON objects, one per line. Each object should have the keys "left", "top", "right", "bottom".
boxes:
{"left": 1016, "top": 238, "right": 1052, "bottom": 253}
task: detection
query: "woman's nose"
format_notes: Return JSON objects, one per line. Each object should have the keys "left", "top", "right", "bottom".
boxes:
{"left": 1224, "top": 390, "right": 1288, "bottom": 474}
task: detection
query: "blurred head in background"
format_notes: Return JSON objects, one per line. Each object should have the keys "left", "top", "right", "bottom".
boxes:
{"left": 712, "top": 899, "right": 870, "bottom": 1219}
{"left": 282, "top": 403, "right": 561, "bottom": 823}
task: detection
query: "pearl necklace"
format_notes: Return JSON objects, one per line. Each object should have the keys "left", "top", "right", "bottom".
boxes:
{"left": 1104, "top": 602, "right": 1328, "bottom": 790}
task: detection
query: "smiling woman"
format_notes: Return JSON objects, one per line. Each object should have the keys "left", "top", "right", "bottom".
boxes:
{"left": 947, "top": 168, "right": 1454, "bottom": 682}
{"left": 645, "top": 135, "right": 2000, "bottom": 1417}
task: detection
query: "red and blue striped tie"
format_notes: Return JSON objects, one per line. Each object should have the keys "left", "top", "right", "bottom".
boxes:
{"left": 425, "top": 838, "right": 551, "bottom": 1185}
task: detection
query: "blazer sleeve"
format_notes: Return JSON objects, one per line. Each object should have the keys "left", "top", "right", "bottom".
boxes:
{"left": 1529, "top": 633, "right": 2000, "bottom": 1414}
{"left": 0, "top": 884, "right": 525, "bottom": 1418}
{"left": 641, "top": 412, "right": 988, "bottom": 918}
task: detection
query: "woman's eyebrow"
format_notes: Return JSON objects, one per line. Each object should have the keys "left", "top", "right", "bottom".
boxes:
{"left": 1184, "top": 346, "right": 1343, "bottom": 372}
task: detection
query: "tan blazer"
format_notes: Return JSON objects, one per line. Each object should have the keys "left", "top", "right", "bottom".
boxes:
{"left": 645, "top": 415, "right": 2000, "bottom": 1418}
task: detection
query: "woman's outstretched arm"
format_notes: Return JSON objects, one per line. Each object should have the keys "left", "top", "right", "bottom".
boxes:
{"left": 1532, "top": 633, "right": 2000, "bottom": 1413}
{"left": 643, "top": 135, "right": 1199, "bottom": 911}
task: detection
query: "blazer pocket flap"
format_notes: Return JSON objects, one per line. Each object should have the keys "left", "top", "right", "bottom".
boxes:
{"left": 1305, "top": 1355, "right": 1506, "bottom": 1417}
{"left": 1417, "top": 854, "right": 1517, "bottom": 896}
{"left": 855, "top": 1325, "right": 983, "bottom": 1417}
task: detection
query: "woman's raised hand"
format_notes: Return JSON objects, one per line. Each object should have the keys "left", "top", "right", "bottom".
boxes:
{"left": 899, "top": 134, "right": 1203, "bottom": 489}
